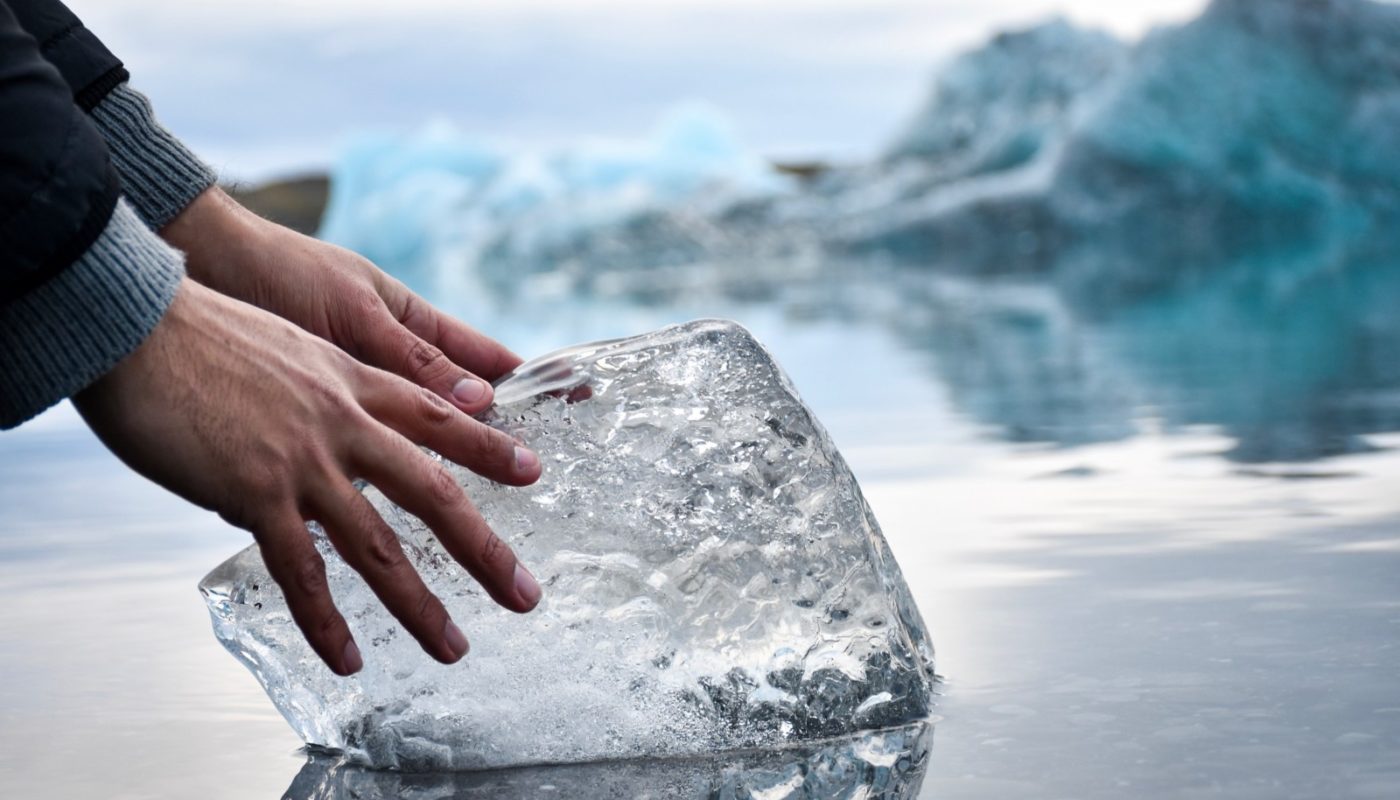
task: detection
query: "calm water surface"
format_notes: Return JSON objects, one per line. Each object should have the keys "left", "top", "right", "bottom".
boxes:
{"left": 2, "top": 272, "right": 1398, "bottom": 798}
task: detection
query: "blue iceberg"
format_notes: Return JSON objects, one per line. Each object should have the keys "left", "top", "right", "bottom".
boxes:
{"left": 837, "top": 0, "right": 1400, "bottom": 302}
{"left": 884, "top": 18, "right": 1126, "bottom": 179}
{"left": 318, "top": 103, "right": 785, "bottom": 275}
{"left": 318, "top": 0, "right": 1400, "bottom": 302}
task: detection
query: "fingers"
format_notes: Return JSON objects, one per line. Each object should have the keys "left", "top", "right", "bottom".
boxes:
{"left": 254, "top": 513, "right": 362, "bottom": 676}
{"left": 356, "top": 372, "right": 542, "bottom": 488}
{"left": 308, "top": 481, "right": 473, "bottom": 664}
{"left": 351, "top": 305, "right": 497, "bottom": 415}
{"left": 351, "top": 423, "right": 543, "bottom": 614}
{"left": 382, "top": 284, "right": 524, "bottom": 382}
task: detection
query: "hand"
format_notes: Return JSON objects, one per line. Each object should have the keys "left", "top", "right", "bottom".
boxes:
{"left": 160, "top": 187, "right": 518, "bottom": 414}
{"left": 74, "top": 279, "right": 544, "bottom": 675}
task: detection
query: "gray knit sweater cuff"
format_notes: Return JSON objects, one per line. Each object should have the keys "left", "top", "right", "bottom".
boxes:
{"left": 0, "top": 199, "right": 185, "bottom": 428}
{"left": 91, "top": 84, "right": 217, "bottom": 230}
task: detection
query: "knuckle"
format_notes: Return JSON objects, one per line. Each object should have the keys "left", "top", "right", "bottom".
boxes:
{"left": 415, "top": 590, "right": 440, "bottom": 626}
{"left": 308, "top": 373, "right": 352, "bottom": 412}
{"left": 331, "top": 346, "right": 364, "bottom": 377}
{"left": 478, "top": 531, "right": 512, "bottom": 570}
{"left": 398, "top": 291, "right": 433, "bottom": 330}
{"left": 259, "top": 456, "right": 294, "bottom": 487}
{"left": 243, "top": 463, "right": 292, "bottom": 510}
{"left": 291, "top": 556, "right": 329, "bottom": 598}
{"left": 316, "top": 610, "right": 343, "bottom": 639}
{"left": 467, "top": 421, "right": 514, "bottom": 464}
{"left": 415, "top": 387, "right": 454, "bottom": 426}
{"left": 352, "top": 288, "right": 385, "bottom": 320}
{"left": 341, "top": 408, "right": 381, "bottom": 446}
{"left": 306, "top": 451, "right": 344, "bottom": 486}
{"left": 236, "top": 476, "right": 282, "bottom": 518}
{"left": 363, "top": 525, "right": 407, "bottom": 573}
{"left": 353, "top": 252, "right": 380, "bottom": 276}
{"left": 405, "top": 338, "right": 445, "bottom": 376}
{"left": 427, "top": 465, "right": 463, "bottom": 507}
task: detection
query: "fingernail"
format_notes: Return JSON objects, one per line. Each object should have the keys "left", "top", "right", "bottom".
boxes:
{"left": 444, "top": 620, "right": 470, "bottom": 659}
{"left": 343, "top": 639, "right": 363, "bottom": 675}
{"left": 452, "top": 378, "right": 489, "bottom": 405}
{"left": 514, "top": 446, "right": 539, "bottom": 472}
{"left": 514, "top": 563, "right": 543, "bottom": 608}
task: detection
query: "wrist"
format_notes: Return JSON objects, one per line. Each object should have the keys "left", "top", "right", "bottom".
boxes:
{"left": 161, "top": 186, "right": 272, "bottom": 293}
{"left": 73, "top": 274, "right": 192, "bottom": 406}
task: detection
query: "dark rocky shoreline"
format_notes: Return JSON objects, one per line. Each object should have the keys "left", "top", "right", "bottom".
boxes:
{"left": 224, "top": 173, "right": 329, "bottom": 236}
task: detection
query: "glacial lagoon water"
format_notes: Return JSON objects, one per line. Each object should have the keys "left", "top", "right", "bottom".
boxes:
{"left": 4, "top": 1, "right": 1400, "bottom": 794}
{"left": 2, "top": 265, "right": 1399, "bottom": 798}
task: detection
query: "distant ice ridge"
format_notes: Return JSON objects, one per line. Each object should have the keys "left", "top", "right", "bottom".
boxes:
{"left": 813, "top": 0, "right": 1400, "bottom": 301}
{"left": 317, "top": 0, "right": 1400, "bottom": 306}
{"left": 200, "top": 320, "right": 935, "bottom": 770}
{"left": 317, "top": 102, "right": 785, "bottom": 274}
{"left": 884, "top": 18, "right": 1126, "bottom": 179}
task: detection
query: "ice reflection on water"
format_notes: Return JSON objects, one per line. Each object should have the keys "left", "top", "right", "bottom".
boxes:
{"left": 282, "top": 723, "right": 932, "bottom": 800}
{"left": 460, "top": 247, "right": 1400, "bottom": 465}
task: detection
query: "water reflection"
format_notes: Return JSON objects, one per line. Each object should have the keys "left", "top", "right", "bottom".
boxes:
{"left": 888, "top": 255, "right": 1400, "bottom": 462}
{"left": 281, "top": 722, "right": 932, "bottom": 800}
{"left": 469, "top": 245, "right": 1400, "bottom": 465}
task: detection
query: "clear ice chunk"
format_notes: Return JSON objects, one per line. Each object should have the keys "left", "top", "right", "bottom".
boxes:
{"left": 199, "top": 319, "right": 935, "bottom": 770}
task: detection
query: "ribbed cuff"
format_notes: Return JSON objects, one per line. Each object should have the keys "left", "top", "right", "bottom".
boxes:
{"left": 90, "top": 84, "right": 217, "bottom": 230}
{"left": 0, "top": 199, "right": 185, "bottom": 428}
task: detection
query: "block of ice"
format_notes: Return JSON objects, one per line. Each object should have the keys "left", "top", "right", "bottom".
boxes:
{"left": 283, "top": 722, "right": 932, "bottom": 799}
{"left": 200, "top": 319, "right": 935, "bottom": 770}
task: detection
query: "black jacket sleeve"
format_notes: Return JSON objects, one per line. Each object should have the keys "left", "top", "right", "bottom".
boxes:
{"left": 4, "top": 0, "right": 126, "bottom": 110}
{"left": 7, "top": 0, "right": 217, "bottom": 229}
{"left": 0, "top": 0, "right": 119, "bottom": 306}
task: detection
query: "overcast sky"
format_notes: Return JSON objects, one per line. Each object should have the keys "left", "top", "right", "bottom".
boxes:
{"left": 70, "top": 0, "right": 1209, "bottom": 180}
